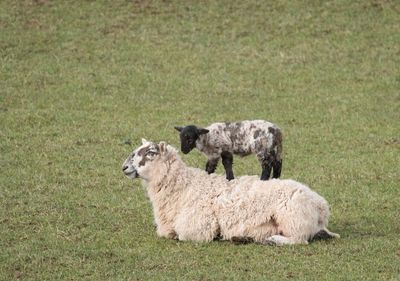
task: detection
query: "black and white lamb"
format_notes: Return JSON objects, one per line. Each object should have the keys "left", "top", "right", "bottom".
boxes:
{"left": 175, "top": 120, "right": 283, "bottom": 180}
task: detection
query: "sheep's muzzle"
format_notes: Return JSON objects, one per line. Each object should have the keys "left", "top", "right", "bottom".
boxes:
{"left": 122, "top": 165, "right": 139, "bottom": 179}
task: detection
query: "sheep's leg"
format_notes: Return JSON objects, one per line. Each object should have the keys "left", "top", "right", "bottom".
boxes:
{"left": 156, "top": 226, "right": 178, "bottom": 240}
{"left": 264, "top": 235, "right": 308, "bottom": 246}
{"left": 231, "top": 236, "right": 254, "bottom": 244}
{"left": 205, "top": 157, "right": 219, "bottom": 174}
{"left": 272, "top": 159, "right": 282, "bottom": 178}
{"left": 175, "top": 207, "right": 220, "bottom": 242}
{"left": 311, "top": 228, "right": 340, "bottom": 241}
{"left": 221, "top": 151, "right": 234, "bottom": 180}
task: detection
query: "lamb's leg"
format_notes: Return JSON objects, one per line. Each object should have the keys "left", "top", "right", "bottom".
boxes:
{"left": 272, "top": 159, "right": 282, "bottom": 178}
{"left": 258, "top": 153, "right": 273, "bottom": 181}
{"left": 205, "top": 157, "right": 219, "bottom": 174}
{"left": 221, "top": 151, "right": 234, "bottom": 180}
{"left": 260, "top": 160, "right": 272, "bottom": 181}
{"left": 260, "top": 166, "right": 272, "bottom": 181}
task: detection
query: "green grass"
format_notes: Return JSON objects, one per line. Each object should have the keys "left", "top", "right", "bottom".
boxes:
{"left": 1, "top": 0, "right": 399, "bottom": 280}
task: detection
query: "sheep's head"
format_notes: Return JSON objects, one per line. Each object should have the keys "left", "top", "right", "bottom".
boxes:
{"left": 174, "top": 125, "right": 209, "bottom": 154}
{"left": 122, "top": 139, "right": 169, "bottom": 181}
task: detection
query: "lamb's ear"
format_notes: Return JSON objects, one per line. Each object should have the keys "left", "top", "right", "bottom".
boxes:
{"left": 141, "top": 138, "right": 148, "bottom": 144}
{"left": 197, "top": 128, "right": 209, "bottom": 135}
{"left": 174, "top": 126, "right": 183, "bottom": 132}
{"left": 158, "top": 141, "right": 168, "bottom": 155}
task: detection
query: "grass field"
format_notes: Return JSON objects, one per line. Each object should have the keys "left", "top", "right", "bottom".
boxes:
{"left": 1, "top": 0, "right": 399, "bottom": 280}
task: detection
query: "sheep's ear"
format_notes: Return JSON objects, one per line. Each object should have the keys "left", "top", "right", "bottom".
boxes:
{"left": 159, "top": 141, "right": 168, "bottom": 154}
{"left": 174, "top": 126, "right": 183, "bottom": 132}
{"left": 141, "top": 138, "right": 148, "bottom": 144}
{"left": 198, "top": 128, "right": 209, "bottom": 135}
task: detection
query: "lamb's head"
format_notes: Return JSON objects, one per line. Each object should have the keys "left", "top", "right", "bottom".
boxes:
{"left": 122, "top": 139, "right": 172, "bottom": 181}
{"left": 174, "top": 125, "right": 209, "bottom": 154}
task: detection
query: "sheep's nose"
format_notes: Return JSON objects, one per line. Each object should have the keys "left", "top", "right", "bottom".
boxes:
{"left": 122, "top": 165, "right": 129, "bottom": 172}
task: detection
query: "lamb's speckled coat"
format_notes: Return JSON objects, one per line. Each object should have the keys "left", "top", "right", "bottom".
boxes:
{"left": 175, "top": 120, "right": 283, "bottom": 180}
{"left": 122, "top": 140, "right": 339, "bottom": 245}
{"left": 197, "top": 120, "right": 281, "bottom": 159}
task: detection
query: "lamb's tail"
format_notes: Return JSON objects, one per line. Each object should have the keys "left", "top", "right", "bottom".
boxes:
{"left": 311, "top": 228, "right": 340, "bottom": 241}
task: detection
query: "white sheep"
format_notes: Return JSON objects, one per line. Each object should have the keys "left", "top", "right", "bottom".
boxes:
{"left": 122, "top": 139, "right": 339, "bottom": 246}
{"left": 174, "top": 120, "right": 283, "bottom": 181}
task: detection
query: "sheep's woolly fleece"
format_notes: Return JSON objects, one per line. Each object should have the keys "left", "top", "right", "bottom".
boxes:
{"left": 122, "top": 139, "right": 339, "bottom": 246}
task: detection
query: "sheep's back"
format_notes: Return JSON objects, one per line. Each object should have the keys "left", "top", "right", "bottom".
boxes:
{"left": 216, "top": 177, "right": 330, "bottom": 223}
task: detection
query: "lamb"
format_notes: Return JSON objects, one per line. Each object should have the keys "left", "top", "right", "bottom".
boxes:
{"left": 174, "top": 120, "right": 283, "bottom": 181}
{"left": 122, "top": 139, "right": 339, "bottom": 246}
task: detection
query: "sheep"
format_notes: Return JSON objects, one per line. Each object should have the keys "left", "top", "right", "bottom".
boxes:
{"left": 174, "top": 120, "right": 283, "bottom": 181}
{"left": 122, "top": 139, "right": 339, "bottom": 246}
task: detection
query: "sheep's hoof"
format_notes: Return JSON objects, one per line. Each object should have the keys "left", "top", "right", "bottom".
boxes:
{"left": 312, "top": 230, "right": 332, "bottom": 241}
{"left": 213, "top": 233, "right": 223, "bottom": 241}
{"left": 264, "top": 238, "right": 278, "bottom": 246}
{"left": 264, "top": 235, "right": 298, "bottom": 246}
{"left": 311, "top": 229, "right": 340, "bottom": 241}
{"left": 231, "top": 236, "right": 254, "bottom": 244}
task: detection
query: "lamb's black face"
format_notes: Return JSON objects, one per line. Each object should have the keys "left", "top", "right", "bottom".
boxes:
{"left": 174, "top": 125, "right": 209, "bottom": 154}
{"left": 178, "top": 126, "right": 198, "bottom": 154}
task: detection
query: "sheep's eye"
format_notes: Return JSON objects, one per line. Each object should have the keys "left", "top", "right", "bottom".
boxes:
{"left": 146, "top": 151, "right": 157, "bottom": 157}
